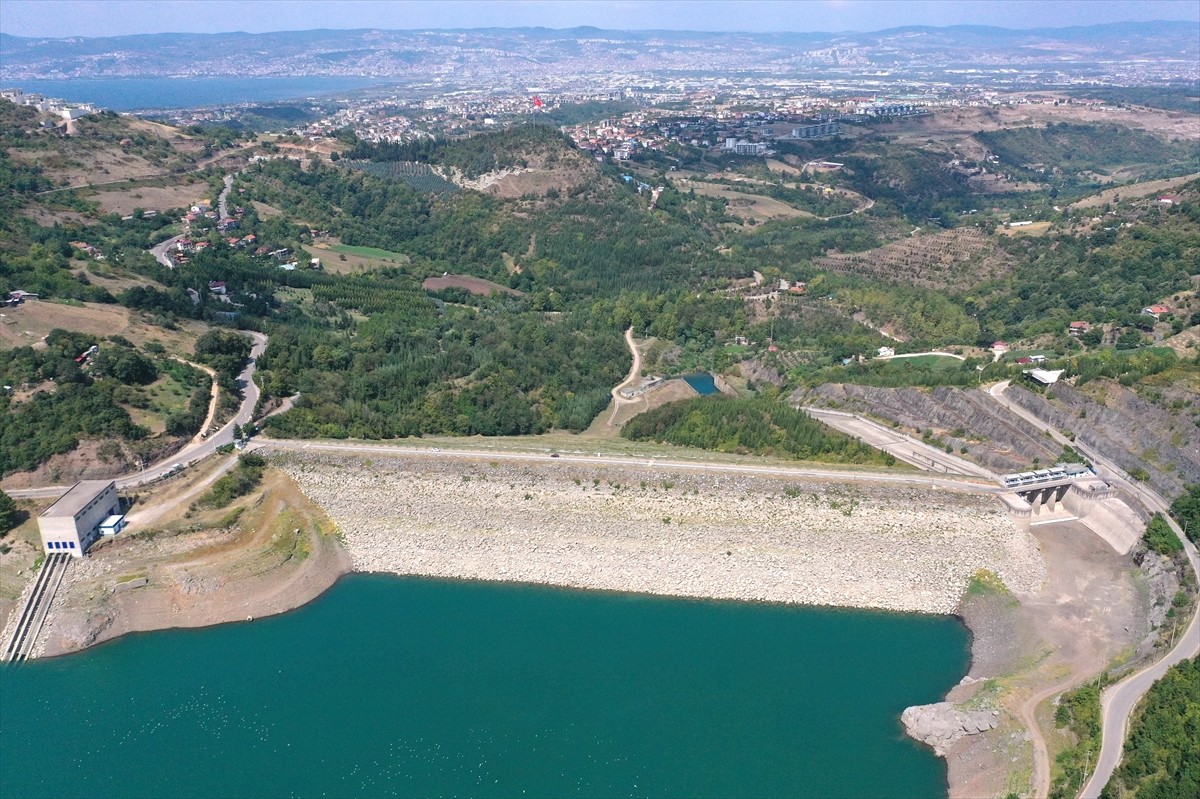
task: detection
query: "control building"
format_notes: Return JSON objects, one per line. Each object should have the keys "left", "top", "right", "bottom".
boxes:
{"left": 37, "top": 480, "right": 120, "bottom": 557}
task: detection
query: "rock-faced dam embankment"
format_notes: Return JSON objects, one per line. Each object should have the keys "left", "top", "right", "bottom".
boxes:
{"left": 280, "top": 453, "right": 1046, "bottom": 614}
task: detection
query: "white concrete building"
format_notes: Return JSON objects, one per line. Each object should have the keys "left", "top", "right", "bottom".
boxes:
{"left": 37, "top": 480, "right": 120, "bottom": 557}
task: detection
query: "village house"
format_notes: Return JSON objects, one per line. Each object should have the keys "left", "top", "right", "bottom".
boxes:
{"left": 1068, "top": 321, "right": 1092, "bottom": 337}
{"left": 1141, "top": 304, "right": 1171, "bottom": 320}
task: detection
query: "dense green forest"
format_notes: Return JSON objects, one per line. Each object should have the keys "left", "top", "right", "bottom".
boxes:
{"left": 621, "top": 395, "right": 895, "bottom": 464}
{"left": 344, "top": 124, "right": 575, "bottom": 178}
{"left": 0, "top": 331, "right": 149, "bottom": 474}
{"left": 1102, "top": 657, "right": 1200, "bottom": 799}
{"left": 972, "top": 195, "right": 1200, "bottom": 341}
{"left": 1170, "top": 484, "right": 1200, "bottom": 544}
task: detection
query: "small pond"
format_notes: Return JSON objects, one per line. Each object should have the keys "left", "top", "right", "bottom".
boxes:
{"left": 682, "top": 373, "right": 719, "bottom": 395}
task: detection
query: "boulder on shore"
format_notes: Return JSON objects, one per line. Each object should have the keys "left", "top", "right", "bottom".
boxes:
{"left": 901, "top": 702, "right": 999, "bottom": 756}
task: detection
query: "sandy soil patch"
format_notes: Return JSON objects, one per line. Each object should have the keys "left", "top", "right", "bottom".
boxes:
{"left": 282, "top": 453, "right": 1044, "bottom": 615}
{"left": 422, "top": 274, "right": 523, "bottom": 296}
{"left": 589, "top": 378, "right": 699, "bottom": 435}
{"left": 885, "top": 102, "right": 1200, "bottom": 143}
{"left": 11, "top": 145, "right": 167, "bottom": 188}
{"left": 252, "top": 200, "right": 284, "bottom": 218}
{"left": 766, "top": 158, "right": 803, "bottom": 176}
{"left": 19, "top": 208, "right": 91, "bottom": 226}
{"left": 1161, "top": 324, "right": 1200, "bottom": 356}
{"left": 36, "top": 468, "right": 350, "bottom": 657}
{"left": 71, "top": 263, "right": 168, "bottom": 294}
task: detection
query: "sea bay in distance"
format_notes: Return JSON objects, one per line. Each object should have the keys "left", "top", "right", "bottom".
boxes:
{"left": 4, "top": 76, "right": 394, "bottom": 111}
{"left": 0, "top": 574, "right": 969, "bottom": 798}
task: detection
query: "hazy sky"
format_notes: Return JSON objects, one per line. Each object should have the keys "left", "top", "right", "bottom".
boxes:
{"left": 2, "top": 0, "right": 1198, "bottom": 37}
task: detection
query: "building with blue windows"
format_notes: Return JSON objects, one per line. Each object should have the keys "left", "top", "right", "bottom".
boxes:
{"left": 37, "top": 480, "right": 120, "bottom": 558}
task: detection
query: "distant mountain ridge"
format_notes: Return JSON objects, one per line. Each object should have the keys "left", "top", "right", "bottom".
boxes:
{"left": 1, "top": 22, "right": 1196, "bottom": 83}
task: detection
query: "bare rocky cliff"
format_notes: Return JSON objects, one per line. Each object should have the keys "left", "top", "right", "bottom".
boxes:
{"left": 801, "top": 383, "right": 1061, "bottom": 473}
{"left": 1005, "top": 381, "right": 1200, "bottom": 499}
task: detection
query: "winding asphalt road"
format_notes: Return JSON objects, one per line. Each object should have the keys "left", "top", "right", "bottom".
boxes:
{"left": 7, "top": 330, "right": 267, "bottom": 500}
{"left": 984, "top": 380, "right": 1200, "bottom": 799}
{"left": 150, "top": 174, "right": 234, "bottom": 269}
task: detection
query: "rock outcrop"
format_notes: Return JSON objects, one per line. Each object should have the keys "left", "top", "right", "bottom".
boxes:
{"left": 1006, "top": 382, "right": 1200, "bottom": 500}
{"left": 901, "top": 702, "right": 1000, "bottom": 756}
{"left": 800, "top": 383, "right": 1061, "bottom": 472}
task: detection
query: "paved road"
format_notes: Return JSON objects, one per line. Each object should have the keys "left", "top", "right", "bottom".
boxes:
{"left": 7, "top": 331, "right": 267, "bottom": 500}
{"left": 150, "top": 233, "right": 184, "bottom": 269}
{"left": 217, "top": 174, "right": 233, "bottom": 219}
{"left": 802, "top": 406, "right": 997, "bottom": 479}
{"left": 257, "top": 437, "right": 1000, "bottom": 494}
{"left": 984, "top": 380, "right": 1200, "bottom": 799}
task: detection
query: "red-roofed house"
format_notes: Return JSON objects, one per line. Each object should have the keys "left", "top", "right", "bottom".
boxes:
{"left": 1068, "top": 321, "right": 1092, "bottom": 337}
{"left": 1142, "top": 304, "right": 1171, "bottom": 320}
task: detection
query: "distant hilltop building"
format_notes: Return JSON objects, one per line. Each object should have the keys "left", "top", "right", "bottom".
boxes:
{"left": 787, "top": 122, "right": 840, "bottom": 139}
{"left": 1, "top": 87, "right": 97, "bottom": 122}
{"left": 854, "top": 102, "right": 925, "bottom": 118}
{"left": 723, "top": 138, "right": 769, "bottom": 156}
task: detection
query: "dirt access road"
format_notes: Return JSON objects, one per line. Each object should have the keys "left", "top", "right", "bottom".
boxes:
{"left": 605, "top": 327, "right": 642, "bottom": 426}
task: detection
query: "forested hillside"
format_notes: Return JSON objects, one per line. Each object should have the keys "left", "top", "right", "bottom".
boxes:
{"left": 1102, "top": 657, "right": 1199, "bottom": 799}
{"left": 3, "top": 101, "right": 1199, "bottom": 470}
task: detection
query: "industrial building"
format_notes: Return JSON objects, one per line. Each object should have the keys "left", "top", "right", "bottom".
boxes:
{"left": 37, "top": 480, "right": 122, "bottom": 557}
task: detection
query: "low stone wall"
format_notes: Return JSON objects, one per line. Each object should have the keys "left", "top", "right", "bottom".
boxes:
{"left": 280, "top": 453, "right": 1046, "bottom": 615}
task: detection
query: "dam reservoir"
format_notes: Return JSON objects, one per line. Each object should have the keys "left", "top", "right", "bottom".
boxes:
{"left": 0, "top": 575, "right": 969, "bottom": 798}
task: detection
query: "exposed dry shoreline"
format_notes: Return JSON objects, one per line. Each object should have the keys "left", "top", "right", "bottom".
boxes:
{"left": 279, "top": 452, "right": 1045, "bottom": 615}
{"left": 27, "top": 451, "right": 1151, "bottom": 799}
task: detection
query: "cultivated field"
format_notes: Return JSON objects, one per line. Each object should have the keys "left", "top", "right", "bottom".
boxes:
{"left": 90, "top": 182, "right": 202, "bottom": 215}
{"left": 997, "top": 221, "right": 1054, "bottom": 237}
{"left": 422, "top": 274, "right": 523, "bottom": 296}
{"left": 305, "top": 240, "right": 411, "bottom": 274}
{"left": 678, "top": 179, "right": 813, "bottom": 223}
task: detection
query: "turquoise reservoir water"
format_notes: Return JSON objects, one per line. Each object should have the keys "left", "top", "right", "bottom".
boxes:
{"left": 0, "top": 576, "right": 968, "bottom": 798}
{"left": 683, "top": 373, "right": 719, "bottom": 395}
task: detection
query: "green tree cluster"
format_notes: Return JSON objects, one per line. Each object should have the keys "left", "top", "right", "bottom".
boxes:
{"left": 1170, "top": 484, "right": 1200, "bottom": 544}
{"left": 193, "top": 453, "right": 267, "bottom": 510}
{"left": 621, "top": 395, "right": 895, "bottom": 465}
{"left": 1102, "top": 657, "right": 1199, "bottom": 799}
